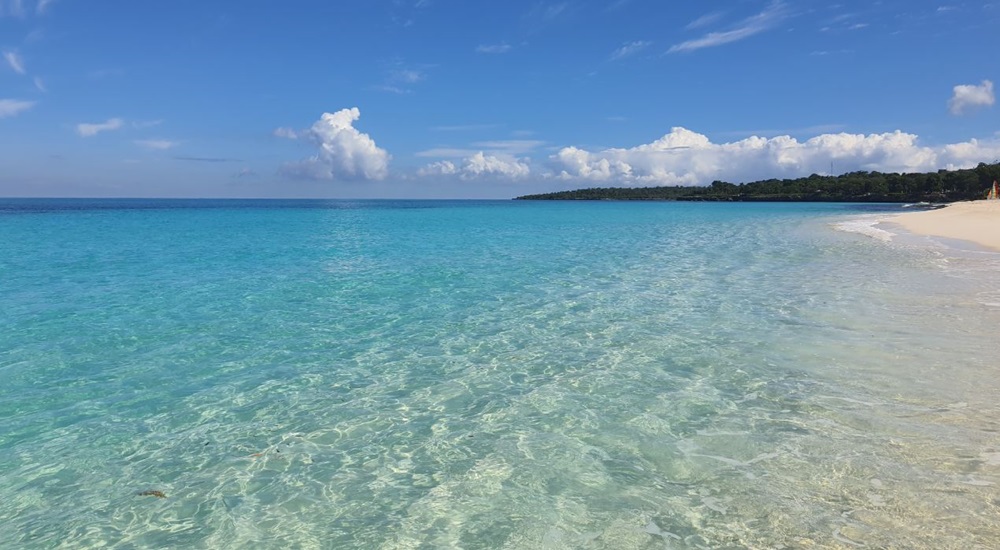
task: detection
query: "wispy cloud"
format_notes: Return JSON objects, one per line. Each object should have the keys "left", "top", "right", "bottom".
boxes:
{"left": 472, "top": 139, "right": 545, "bottom": 154}
{"left": 372, "top": 84, "right": 411, "bottom": 95}
{"left": 391, "top": 68, "right": 425, "bottom": 84}
{"left": 476, "top": 43, "right": 512, "bottom": 54}
{"left": 415, "top": 147, "right": 479, "bottom": 158}
{"left": 233, "top": 168, "right": 258, "bottom": 179}
{"left": 416, "top": 139, "right": 544, "bottom": 158}
{"left": 610, "top": 40, "right": 651, "bottom": 60}
{"left": 131, "top": 119, "right": 163, "bottom": 129}
{"left": 76, "top": 118, "right": 123, "bottom": 137}
{"left": 669, "top": 1, "right": 790, "bottom": 54}
{"left": 374, "top": 63, "right": 429, "bottom": 94}
{"left": 1, "top": 0, "right": 26, "bottom": 17}
{"left": 431, "top": 123, "right": 503, "bottom": 132}
{"left": 135, "top": 139, "right": 178, "bottom": 150}
{"left": 686, "top": 11, "right": 726, "bottom": 30}
{"left": 173, "top": 156, "right": 239, "bottom": 163}
{"left": 36, "top": 0, "right": 54, "bottom": 15}
{"left": 33, "top": 76, "right": 45, "bottom": 92}
{"left": 0, "top": 98, "right": 35, "bottom": 118}
{"left": 3, "top": 50, "right": 25, "bottom": 74}
{"left": 527, "top": 2, "right": 568, "bottom": 21}
{"left": 810, "top": 49, "right": 854, "bottom": 56}
{"left": 949, "top": 80, "right": 995, "bottom": 115}
{"left": 522, "top": 1, "right": 570, "bottom": 32}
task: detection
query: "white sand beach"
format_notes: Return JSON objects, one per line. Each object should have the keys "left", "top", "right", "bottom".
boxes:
{"left": 893, "top": 200, "right": 1000, "bottom": 252}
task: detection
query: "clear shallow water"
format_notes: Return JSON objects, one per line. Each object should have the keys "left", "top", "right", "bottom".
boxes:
{"left": 1, "top": 199, "right": 999, "bottom": 549}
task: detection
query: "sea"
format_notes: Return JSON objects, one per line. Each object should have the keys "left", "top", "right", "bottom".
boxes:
{"left": 1, "top": 198, "right": 999, "bottom": 549}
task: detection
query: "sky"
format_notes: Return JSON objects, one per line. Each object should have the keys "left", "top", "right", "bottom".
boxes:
{"left": 1, "top": 0, "right": 998, "bottom": 199}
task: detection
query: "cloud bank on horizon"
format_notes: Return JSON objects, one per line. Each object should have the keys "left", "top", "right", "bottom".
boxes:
{"left": 278, "top": 106, "right": 1000, "bottom": 187}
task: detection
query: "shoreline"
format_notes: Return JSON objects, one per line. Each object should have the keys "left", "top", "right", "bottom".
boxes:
{"left": 890, "top": 200, "right": 1000, "bottom": 252}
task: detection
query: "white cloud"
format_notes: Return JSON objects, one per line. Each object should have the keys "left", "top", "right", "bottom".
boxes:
{"left": 416, "top": 139, "right": 544, "bottom": 158}
{"left": 3, "top": 50, "right": 25, "bottom": 74}
{"left": 135, "top": 139, "right": 177, "bottom": 150}
{"left": 669, "top": 1, "right": 788, "bottom": 53}
{"left": 686, "top": 11, "right": 726, "bottom": 30}
{"left": 76, "top": 118, "right": 124, "bottom": 137}
{"left": 476, "top": 43, "right": 512, "bottom": 54}
{"left": 281, "top": 107, "right": 390, "bottom": 181}
{"left": 273, "top": 126, "right": 298, "bottom": 139}
{"left": 525, "top": 2, "right": 568, "bottom": 23}
{"left": 233, "top": 168, "right": 258, "bottom": 179}
{"left": 36, "top": 0, "right": 54, "bottom": 14}
{"left": 0, "top": 98, "right": 34, "bottom": 118}
{"left": 391, "top": 69, "right": 424, "bottom": 84}
{"left": 418, "top": 160, "right": 457, "bottom": 176}
{"left": 550, "top": 127, "right": 1000, "bottom": 185}
{"left": 416, "top": 147, "right": 479, "bottom": 158}
{"left": 33, "top": 76, "right": 45, "bottom": 92}
{"left": 610, "top": 40, "right": 651, "bottom": 60}
{"left": 948, "top": 80, "right": 994, "bottom": 115}
{"left": 131, "top": 119, "right": 163, "bottom": 129}
{"left": 472, "top": 139, "right": 544, "bottom": 154}
{"left": 372, "top": 84, "right": 411, "bottom": 95}
{"left": 419, "top": 152, "right": 530, "bottom": 180}
{"left": 430, "top": 123, "right": 502, "bottom": 132}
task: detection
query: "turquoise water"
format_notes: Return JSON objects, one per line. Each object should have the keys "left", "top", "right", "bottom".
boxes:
{"left": 2, "top": 199, "right": 999, "bottom": 549}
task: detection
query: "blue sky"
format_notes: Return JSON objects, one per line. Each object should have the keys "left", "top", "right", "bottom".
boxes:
{"left": 1, "top": 0, "right": 997, "bottom": 198}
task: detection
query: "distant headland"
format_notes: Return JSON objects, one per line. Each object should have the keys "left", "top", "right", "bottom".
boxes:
{"left": 515, "top": 162, "right": 1000, "bottom": 202}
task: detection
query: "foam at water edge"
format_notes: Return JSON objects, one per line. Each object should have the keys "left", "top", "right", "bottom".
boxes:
{"left": 831, "top": 215, "right": 895, "bottom": 242}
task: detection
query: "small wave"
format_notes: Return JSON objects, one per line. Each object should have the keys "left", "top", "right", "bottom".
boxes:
{"left": 832, "top": 217, "right": 895, "bottom": 242}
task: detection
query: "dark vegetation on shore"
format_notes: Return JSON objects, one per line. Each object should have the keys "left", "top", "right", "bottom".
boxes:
{"left": 515, "top": 162, "right": 1000, "bottom": 202}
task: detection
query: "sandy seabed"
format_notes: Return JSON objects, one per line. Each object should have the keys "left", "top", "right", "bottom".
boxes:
{"left": 893, "top": 200, "right": 1000, "bottom": 252}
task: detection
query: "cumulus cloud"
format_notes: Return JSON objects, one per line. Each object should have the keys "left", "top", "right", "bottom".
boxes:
{"left": 0, "top": 98, "right": 34, "bottom": 118}
{"left": 281, "top": 107, "right": 390, "bottom": 181}
{"left": 550, "top": 127, "right": 1000, "bottom": 185}
{"left": 669, "top": 1, "right": 788, "bottom": 53}
{"left": 948, "top": 80, "right": 994, "bottom": 115}
{"left": 76, "top": 117, "right": 123, "bottom": 137}
{"left": 419, "top": 152, "right": 530, "bottom": 180}
{"left": 3, "top": 50, "right": 25, "bottom": 74}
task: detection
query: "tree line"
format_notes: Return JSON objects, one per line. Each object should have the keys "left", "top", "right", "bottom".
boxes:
{"left": 515, "top": 162, "right": 1000, "bottom": 202}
